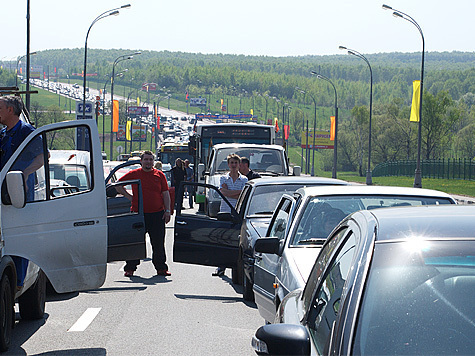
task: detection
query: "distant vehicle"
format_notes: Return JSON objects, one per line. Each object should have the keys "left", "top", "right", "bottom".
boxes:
{"left": 117, "top": 153, "right": 131, "bottom": 161}
{"left": 203, "top": 143, "right": 300, "bottom": 217}
{"left": 252, "top": 204, "right": 475, "bottom": 356}
{"left": 157, "top": 142, "right": 193, "bottom": 165}
{"left": 253, "top": 185, "right": 456, "bottom": 324}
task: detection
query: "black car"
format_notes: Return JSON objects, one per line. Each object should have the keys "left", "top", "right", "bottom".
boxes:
{"left": 252, "top": 204, "right": 475, "bottom": 356}
{"left": 172, "top": 176, "right": 347, "bottom": 300}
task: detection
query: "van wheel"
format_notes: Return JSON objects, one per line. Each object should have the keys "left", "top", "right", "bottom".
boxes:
{"left": 0, "top": 275, "right": 13, "bottom": 352}
{"left": 19, "top": 270, "right": 46, "bottom": 320}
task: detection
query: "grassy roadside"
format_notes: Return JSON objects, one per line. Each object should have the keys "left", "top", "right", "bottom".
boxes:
{"left": 26, "top": 87, "right": 475, "bottom": 197}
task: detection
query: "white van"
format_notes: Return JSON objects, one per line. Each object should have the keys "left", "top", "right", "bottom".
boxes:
{"left": 0, "top": 112, "right": 146, "bottom": 350}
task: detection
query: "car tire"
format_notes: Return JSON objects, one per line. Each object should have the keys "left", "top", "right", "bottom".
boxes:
{"left": 0, "top": 274, "right": 13, "bottom": 352}
{"left": 234, "top": 254, "right": 243, "bottom": 286}
{"left": 242, "top": 266, "right": 254, "bottom": 302}
{"left": 19, "top": 270, "right": 46, "bottom": 320}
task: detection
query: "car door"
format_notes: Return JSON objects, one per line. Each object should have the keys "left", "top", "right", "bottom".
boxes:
{"left": 105, "top": 161, "right": 146, "bottom": 262}
{"left": 253, "top": 195, "right": 295, "bottom": 322}
{"left": 1, "top": 120, "right": 108, "bottom": 293}
{"left": 173, "top": 182, "right": 241, "bottom": 268}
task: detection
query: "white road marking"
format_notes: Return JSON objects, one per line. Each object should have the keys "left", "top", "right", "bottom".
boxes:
{"left": 68, "top": 308, "right": 101, "bottom": 332}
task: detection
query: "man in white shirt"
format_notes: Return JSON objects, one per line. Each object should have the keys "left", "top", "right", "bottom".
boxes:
{"left": 213, "top": 153, "right": 248, "bottom": 276}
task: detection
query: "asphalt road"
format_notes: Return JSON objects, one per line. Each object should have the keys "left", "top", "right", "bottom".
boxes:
{"left": 6, "top": 214, "right": 263, "bottom": 356}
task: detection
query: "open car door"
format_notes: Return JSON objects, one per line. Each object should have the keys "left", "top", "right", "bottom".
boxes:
{"left": 1, "top": 120, "right": 108, "bottom": 293}
{"left": 173, "top": 182, "right": 241, "bottom": 269}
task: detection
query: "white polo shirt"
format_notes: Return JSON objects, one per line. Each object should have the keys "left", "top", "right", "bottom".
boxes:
{"left": 219, "top": 173, "right": 248, "bottom": 213}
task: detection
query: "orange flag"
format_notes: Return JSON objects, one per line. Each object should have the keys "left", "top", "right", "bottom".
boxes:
{"left": 330, "top": 116, "right": 335, "bottom": 141}
{"left": 113, "top": 100, "right": 119, "bottom": 132}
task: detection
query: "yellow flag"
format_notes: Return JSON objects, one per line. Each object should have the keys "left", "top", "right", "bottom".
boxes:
{"left": 250, "top": 109, "right": 254, "bottom": 116}
{"left": 113, "top": 100, "right": 119, "bottom": 132}
{"left": 330, "top": 116, "right": 336, "bottom": 141}
{"left": 137, "top": 97, "right": 140, "bottom": 106}
{"left": 221, "top": 99, "right": 224, "bottom": 105}
{"left": 126, "top": 121, "right": 132, "bottom": 141}
{"left": 410, "top": 80, "right": 421, "bottom": 122}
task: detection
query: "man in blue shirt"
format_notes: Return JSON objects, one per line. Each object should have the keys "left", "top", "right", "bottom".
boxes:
{"left": 0, "top": 95, "right": 44, "bottom": 286}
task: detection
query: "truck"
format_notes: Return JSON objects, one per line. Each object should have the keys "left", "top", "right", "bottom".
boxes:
{"left": 187, "top": 123, "right": 277, "bottom": 209}
{"left": 203, "top": 143, "right": 300, "bottom": 217}
{"left": 0, "top": 89, "right": 146, "bottom": 350}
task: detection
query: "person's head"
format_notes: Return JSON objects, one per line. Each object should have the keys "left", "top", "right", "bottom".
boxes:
{"left": 154, "top": 161, "right": 163, "bottom": 170}
{"left": 184, "top": 159, "right": 190, "bottom": 167}
{"left": 140, "top": 150, "right": 155, "bottom": 171}
{"left": 321, "top": 208, "right": 346, "bottom": 236}
{"left": 239, "top": 157, "right": 250, "bottom": 174}
{"left": 0, "top": 96, "right": 23, "bottom": 128}
{"left": 227, "top": 153, "right": 241, "bottom": 172}
{"left": 175, "top": 158, "right": 183, "bottom": 168}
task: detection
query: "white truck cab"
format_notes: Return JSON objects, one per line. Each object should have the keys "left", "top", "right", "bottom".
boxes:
{"left": 0, "top": 109, "right": 146, "bottom": 350}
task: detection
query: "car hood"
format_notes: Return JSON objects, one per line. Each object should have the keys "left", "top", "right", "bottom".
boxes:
{"left": 249, "top": 217, "right": 272, "bottom": 238}
{"left": 282, "top": 246, "right": 323, "bottom": 290}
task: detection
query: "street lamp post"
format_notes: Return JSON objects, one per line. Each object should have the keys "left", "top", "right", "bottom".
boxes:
{"left": 110, "top": 52, "right": 140, "bottom": 160}
{"left": 83, "top": 5, "right": 130, "bottom": 120}
{"left": 339, "top": 46, "right": 373, "bottom": 185}
{"left": 298, "top": 89, "right": 317, "bottom": 176}
{"left": 383, "top": 4, "right": 424, "bottom": 188}
{"left": 312, "top": 71, "right": 338, "bottom": 179}
{"left": 15, "top": 52, "right": 36, "bottom": 88}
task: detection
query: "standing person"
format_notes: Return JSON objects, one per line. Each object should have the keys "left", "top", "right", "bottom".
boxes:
{"left": 0, "top": 95, "right": 44, "bottom": 287}
{"left": 239, "top": 156, "right": 261, "bottom": 180}
{"left": 171, "top": 158, "right": 186, "bottom": 208}
{"left": 184, "top": 159, "right": 194, "bottom": 209}
{"left": 116, "top": 150, "right": 172, "bottom": 277}
{"left": 213, "top": 153, "right": 248, "bottom": 277}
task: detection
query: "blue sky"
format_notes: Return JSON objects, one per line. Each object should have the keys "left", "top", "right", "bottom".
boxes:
{"left": 2, "top": 0, "right": 474, "bottom": 59}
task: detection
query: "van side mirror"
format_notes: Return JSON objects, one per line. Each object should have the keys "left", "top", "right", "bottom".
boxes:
{"left": 5, "top": 171, "right": 26, "bottom": 208}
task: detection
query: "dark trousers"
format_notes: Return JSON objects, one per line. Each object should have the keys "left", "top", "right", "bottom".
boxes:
{"left": 124, "top": 211, "right": 168, "bottom": 272}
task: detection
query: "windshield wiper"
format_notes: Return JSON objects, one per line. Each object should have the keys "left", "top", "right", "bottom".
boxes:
{"left": 298, "top": 238, "right": 326, "bottom": 245}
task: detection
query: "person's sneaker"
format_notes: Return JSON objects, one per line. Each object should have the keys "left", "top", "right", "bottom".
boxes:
{"left": 212, "top": 268, "right": 225, "bottom": 277}
{"left": 124, "top": 270, "right": 134, "bottom": 277}
{"left": 156, "top": 270, "right": 171, "bottom": 276}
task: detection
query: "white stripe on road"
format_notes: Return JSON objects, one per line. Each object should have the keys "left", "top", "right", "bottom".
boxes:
{"left": 68, "top": 308, "right": 101, "bottom": 332}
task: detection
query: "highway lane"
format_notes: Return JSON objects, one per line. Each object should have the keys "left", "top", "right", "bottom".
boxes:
{"left": 6, "top": 213, "right": 263, "bottom": 355}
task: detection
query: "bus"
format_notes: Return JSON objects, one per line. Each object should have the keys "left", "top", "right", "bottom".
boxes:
{"left": 158, "top": 142, "right": 193, "bottom": 165}
{"left": 189, "top": 122, "right": 275, "bottom": 171}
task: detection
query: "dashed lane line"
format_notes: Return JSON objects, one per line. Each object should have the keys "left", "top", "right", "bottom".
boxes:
{"left": 68, "top": 308, "right": 102, "bottom": 332}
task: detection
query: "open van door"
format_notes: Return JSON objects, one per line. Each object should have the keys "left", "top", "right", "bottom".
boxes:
{"left": 1, "top": 120, "right": 108, "bottom": 293}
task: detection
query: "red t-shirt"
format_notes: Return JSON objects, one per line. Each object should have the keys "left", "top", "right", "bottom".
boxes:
{"left": 118, "top": 168, "right": 169, "bottom": 213}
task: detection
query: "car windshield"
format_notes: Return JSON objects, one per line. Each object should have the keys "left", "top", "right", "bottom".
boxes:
{"left": 292, "top": 195, "right": 453, "bottom": 245}
{"left": 49, "top": 164, "right": 89, "bottom": 191}
{"left": 353, "top": 240, "right": 475, "bottom": 356}
{"left": 214, "top": 147, "right": 284, "bottom": 174}
{"left": 247, "top": 184, "right": 304, "bottom": 216}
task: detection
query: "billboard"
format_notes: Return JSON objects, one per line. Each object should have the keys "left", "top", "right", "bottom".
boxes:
{"left": 117, "top": 123, "right": 147, "bottom": 142}
{"left": 142, "top": 83, "right": 157, "bottom": 91}
{"left": 190, "top": 97, "right": 207, "bottom": 107}
{"left": 127, "top": 106, "right": 149, "bottom": 116}
{"left": 301, "top": 130, "right": 334, "bottom": 149}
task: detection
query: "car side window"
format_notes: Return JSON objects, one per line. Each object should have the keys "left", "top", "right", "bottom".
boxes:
{"left": 268, "top": 198, "right": 292, "bottom": 241}
{"left": 306, "top": 232, "right": 356, "bottom": 354}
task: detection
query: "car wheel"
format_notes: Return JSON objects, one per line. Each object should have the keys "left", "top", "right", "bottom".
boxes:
{"left": 0, "top": 275, "right": 13, "bottom": 352}
{"left": 19, "top": 270, "right": 46, "bottom": 320}
{"left": 243, "top": 266, "right": 254, "bottom": 302}
{"left": 234, "top": 254, "right": 243, "bottom": 286}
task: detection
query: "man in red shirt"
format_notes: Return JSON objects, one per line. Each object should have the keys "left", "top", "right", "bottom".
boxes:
{"left": 116, "top": 151, "right": 172, "bottom": 277}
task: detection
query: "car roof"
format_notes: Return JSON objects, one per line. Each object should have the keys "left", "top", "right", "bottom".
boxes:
{"left": 245, "top": 176, "right": 348, "bottom": 187}
{"left": 212, "top": 143, "right": 284, "bottom": 150}
{"left": 295, "top": 184, "right": 455, "bottom": 200}
{"left": 364, "top": 204, "right": 475, "bottom": 241}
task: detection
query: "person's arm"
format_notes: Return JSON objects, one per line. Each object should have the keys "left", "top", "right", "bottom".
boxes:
{"left": 221, "top": 189, "right": 241, "bottom": 199}
{"left": 162, "top": 190, "right": 171, "bottom": 223}
{"left": 115, "top": 185, "right": 133, "bottom": 202}
{"left": 23, "top": 153, "right": 44, "bottom": 178}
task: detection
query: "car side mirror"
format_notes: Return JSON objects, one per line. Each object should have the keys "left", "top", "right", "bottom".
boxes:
{"left": 252, "top": 324, "right": 310, "bottom": 355}
{"left": 254, "top": 237, "right": 280, "bottom": 255}
{"left": 293, "top": 166, "right": 301, "bottom": 176}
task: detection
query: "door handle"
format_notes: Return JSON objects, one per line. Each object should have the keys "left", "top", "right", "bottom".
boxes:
{"left": 132, "top": 222, "right": 144, "bottom": 230}
{"left": 176, "top": 220, "right": 187, "bottom": 225}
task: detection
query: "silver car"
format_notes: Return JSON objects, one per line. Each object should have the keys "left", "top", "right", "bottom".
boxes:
{"left": 253, "top": 204, "right": 475, "bottom": 356}
{"left": 253, "top": 185, "right": 456, "bottom": 323}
